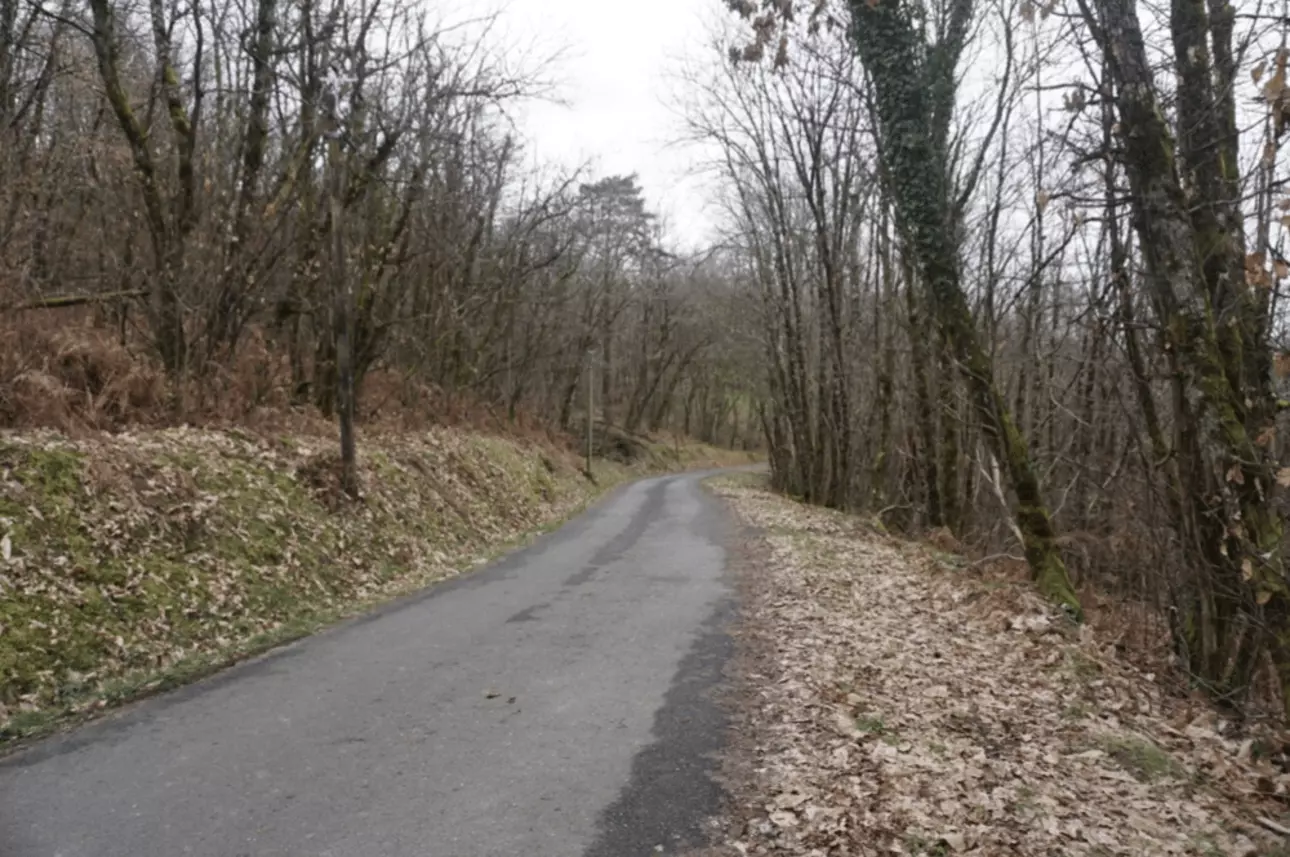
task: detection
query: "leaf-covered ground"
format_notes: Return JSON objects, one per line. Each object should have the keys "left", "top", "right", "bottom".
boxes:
{"left": 706, "top": 475, "right": 1289, "bottom": 857}
{"left": 0, "top": 426, "right": 750, "bottom": 744}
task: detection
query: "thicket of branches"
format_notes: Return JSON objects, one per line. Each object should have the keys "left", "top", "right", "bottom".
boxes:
{"left": 0, "top": 0, "right": 762, "bottom": 472}
{"left": 705, "top": 0, "right": 1290, "bottom": 715}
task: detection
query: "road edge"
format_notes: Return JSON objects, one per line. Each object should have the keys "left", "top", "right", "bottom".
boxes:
{"left": 580, "top": 472, "right": 757, "bottom": 857}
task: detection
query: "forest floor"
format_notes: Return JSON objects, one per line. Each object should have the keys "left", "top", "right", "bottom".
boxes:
{"left": 701, "top": 473, "right": 1290, "bottom": 857}
{"left": 0, "top": 423, "right": 753, "bottom": 747}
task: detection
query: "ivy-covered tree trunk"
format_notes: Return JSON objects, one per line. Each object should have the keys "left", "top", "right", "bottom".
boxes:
{"left": 905, "top": 267, "right": 943, "bottom": 528}
{"left": 844, "top": 0, "right": 1081, "bottom": 616}
{"left": 938, "top": 339, "right": 962, "bottom": 534}
{"left": 870, "top": 208, "right": 897, "bottom": 504}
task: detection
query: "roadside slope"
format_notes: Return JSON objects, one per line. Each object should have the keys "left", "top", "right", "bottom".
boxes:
{"left": 0, "top": 426, "right": 751, "bottom": 742}
{"left": 705, "top": 474, "right": 1286, "bottom": 857}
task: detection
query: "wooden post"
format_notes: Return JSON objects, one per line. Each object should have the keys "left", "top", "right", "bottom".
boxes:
{"left": 586, "top": 348, "right": 595, "bottom": 476}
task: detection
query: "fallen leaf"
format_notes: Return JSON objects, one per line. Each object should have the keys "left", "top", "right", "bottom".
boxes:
{"left": 768, "top": 809, "right": 798, "bottom": 828}
{"left": 834, "top": 708, "right": 862, "bottom": 738}
{"left": 775, "top": 791, "right": 810, "bottom": 809}
{"left": 941, "top": 832, "right": 967, "bottom": 851}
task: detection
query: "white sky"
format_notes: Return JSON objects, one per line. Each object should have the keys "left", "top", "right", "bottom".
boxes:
{"left": 480, "top": 0, "right": 726, "bottom": 250}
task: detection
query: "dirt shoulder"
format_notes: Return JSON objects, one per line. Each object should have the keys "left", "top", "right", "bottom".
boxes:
{"left": 704, "top": 474, "right": 1288, "bottom": 856}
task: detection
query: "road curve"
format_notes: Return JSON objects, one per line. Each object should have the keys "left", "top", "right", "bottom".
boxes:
{"left": 0, "top": 470, "right": 738, "bottom": 857}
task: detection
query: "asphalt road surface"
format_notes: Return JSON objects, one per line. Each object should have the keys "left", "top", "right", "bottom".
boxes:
{"left": 0, "top": 471, "right": 738, "bottom": 857}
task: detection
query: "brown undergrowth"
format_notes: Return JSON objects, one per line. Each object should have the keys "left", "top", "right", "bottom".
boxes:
{"left": 705, "top": 473, "right": 1290, "bottom": 856}
{"left": 0, "top": 312, "right": 576, "bottom": 446}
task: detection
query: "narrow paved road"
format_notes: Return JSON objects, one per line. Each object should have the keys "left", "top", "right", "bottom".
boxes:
{"left": 0, "top": 471, "right": 737, "bottom": 857}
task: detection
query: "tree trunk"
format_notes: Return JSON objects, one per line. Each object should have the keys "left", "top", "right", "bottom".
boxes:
{"left": 939, "top": 340, "right": 962, "bottom": 535}
{"left": 324, "top": 82, "right": 356, "bottom": 498}
{"left": 906, "top": 270, "right": 943, "bottom": 528}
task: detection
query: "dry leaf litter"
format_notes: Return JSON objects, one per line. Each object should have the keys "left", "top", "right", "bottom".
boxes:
{"left": 708, "top": 476, "right": 1289, "bottom": 857}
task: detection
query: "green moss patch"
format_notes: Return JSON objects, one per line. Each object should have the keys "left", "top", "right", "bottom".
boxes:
{"left": 1098, "top": 732, "right": 1185, "bottom": 783}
